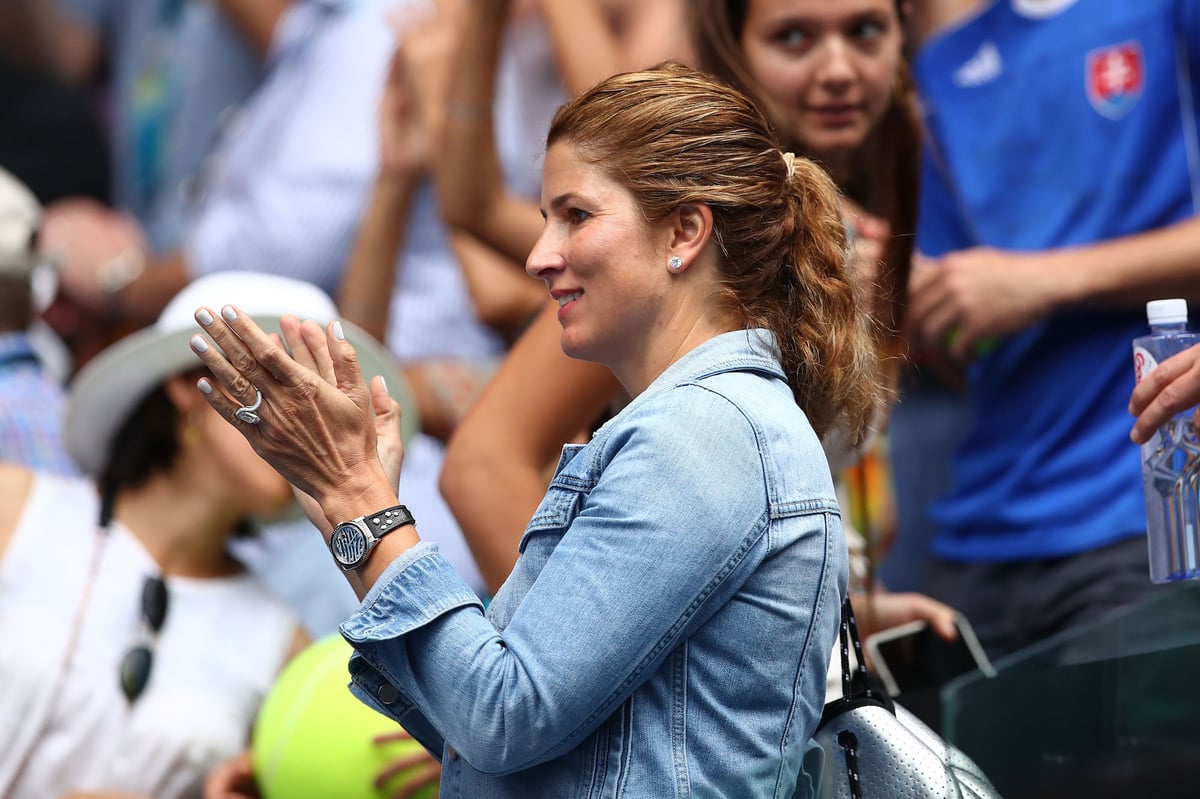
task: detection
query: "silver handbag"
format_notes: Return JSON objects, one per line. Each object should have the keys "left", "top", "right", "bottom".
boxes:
{"left": 814, "top": 598, "right": 1002, "bottom": 799}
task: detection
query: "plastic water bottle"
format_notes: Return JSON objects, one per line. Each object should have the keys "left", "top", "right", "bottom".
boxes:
{"left": 1133, "top": 298, "right": 1200, "bottom": 582}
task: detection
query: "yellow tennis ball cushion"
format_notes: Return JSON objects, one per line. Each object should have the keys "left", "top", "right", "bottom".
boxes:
{"left": 253, "top": 634, "right": 438, "bottom": 799}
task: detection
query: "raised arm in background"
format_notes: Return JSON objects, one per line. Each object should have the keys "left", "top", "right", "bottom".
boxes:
{"left": 336, "top": 7, "right": 542, "bottom": 445}
{"left": 338, "top": 23, "right": 436, "bottom": 342}
{"left": 598, "top": 0, "right": 696, "bottom": 69}
{"left": 448, "top": 232, "right": 545, "bottom": 341}
{"left": 536, "top": 0, "right": 623, "bottom": 92}
{"left": 436, "top": 0, "right": 692, "bottom": 264}
{"left": 434, "top": 0, "right": 550, "bottom": 263}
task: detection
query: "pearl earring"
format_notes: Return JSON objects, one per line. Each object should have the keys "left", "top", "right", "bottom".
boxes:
{"left": 668, "top": 256, "right": 683, "bottom": 271}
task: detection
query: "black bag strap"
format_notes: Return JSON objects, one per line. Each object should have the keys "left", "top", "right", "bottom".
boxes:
{"left": 839, "top": 597, "right": 874, "bottom": 701}
{"left": 819, "top": 597, "right": 897, "bottom": 799}
{"left": 819, "top": 597, "right": 895, "bottom": 729}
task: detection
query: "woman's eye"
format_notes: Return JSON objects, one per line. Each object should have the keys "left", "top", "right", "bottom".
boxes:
{"left": 851, "top": 20, "right": 885, "bottom": 40}
{"left": 567, "top": 208, "right": 591, "bottom": 224}
{"left": 773, "top": 27, "right": 809, "bottom": 49}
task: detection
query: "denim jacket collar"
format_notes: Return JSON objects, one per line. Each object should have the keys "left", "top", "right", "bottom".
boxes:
{"left": 601, "top": 328, "right": 786, "bottom": 433}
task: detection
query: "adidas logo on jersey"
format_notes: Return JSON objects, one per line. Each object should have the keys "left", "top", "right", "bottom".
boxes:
{"left": 953, "top": 42, "right": 1002, "bottom": 87}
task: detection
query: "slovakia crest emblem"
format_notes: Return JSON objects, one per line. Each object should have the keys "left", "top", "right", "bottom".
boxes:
{"left": 1086, "top": 42, "right": 1144, "bottom": 119}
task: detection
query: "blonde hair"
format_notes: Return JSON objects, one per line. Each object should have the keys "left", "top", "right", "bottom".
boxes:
{"left": 547, "top": 63, "right": 883, "bottom": 445}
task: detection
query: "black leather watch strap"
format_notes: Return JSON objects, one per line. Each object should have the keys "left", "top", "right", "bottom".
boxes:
{"left": 329, "top": 504, "right": 417, "bottom": 572}
{"left": 361, "top": 504, "right": 415, "bottom": 539}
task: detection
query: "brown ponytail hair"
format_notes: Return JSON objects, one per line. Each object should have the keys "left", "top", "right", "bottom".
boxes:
{"left": 546, "top": 63, "right": 883, "bottom": 445}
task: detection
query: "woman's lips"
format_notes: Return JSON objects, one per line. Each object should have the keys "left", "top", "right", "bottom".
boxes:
{"left": 808, "top": 105, "right": 862, "bottom": 126}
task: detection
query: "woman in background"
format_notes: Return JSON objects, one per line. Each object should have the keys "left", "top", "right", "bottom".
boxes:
{"left": 0, "top": 274, "right": 335, "bottom": 799}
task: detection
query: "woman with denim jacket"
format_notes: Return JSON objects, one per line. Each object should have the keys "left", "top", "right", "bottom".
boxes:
{"left": 189, "top": 64, "right": 882, "bottom": 798}
{"left": 439, "top": 0, "right": 961, "bottom": 650}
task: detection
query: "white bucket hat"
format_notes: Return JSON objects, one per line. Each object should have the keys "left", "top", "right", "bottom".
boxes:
{"left": 0, "top": 168, "right": 41, "bottom": 278}
{"left": 65, "top": 271, "right": 418, "bottom": 478}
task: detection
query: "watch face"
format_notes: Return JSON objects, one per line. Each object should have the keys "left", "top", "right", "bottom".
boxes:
{"left": 331, "top": 522, "right": 367, "bottom": 567}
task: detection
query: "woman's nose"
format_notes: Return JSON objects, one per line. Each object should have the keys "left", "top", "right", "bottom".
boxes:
{"left": 815, "top": 36, "right": 856, "bottom": 88}
{"left": 526, "top": 233, "right": 565, "bottom": 279}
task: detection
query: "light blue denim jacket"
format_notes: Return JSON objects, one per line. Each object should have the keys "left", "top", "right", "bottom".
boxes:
{"left": 341, "top": 329, "right": 848, "bottom": 798}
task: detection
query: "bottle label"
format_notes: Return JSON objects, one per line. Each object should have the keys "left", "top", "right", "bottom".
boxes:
{"left": 1134, "top": 345, "right": 1159, "bottom": 384}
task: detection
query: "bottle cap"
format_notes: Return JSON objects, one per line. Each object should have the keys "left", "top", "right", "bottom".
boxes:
{"left": 1147, "top": 298, "right": 1188, "bottom": 326}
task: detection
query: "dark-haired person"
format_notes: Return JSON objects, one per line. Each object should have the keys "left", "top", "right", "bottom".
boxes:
{"left": 191, "top": 64, "right": 877, "bottom": 797}
{"left": 0, "top": 273, "right": 410, "bottom": 798}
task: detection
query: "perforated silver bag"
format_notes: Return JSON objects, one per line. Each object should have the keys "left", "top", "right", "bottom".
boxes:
{"left": 814, "top": 599, "right": 1002, "bottom": 799}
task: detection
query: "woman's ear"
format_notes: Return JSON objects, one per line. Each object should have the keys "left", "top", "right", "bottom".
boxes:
{"left": 665, "top": 203, "right": 715, "bottom": 274}
{"left": 163, "top": 373, "right": 205, "bottom": 414}
{"left": 163, "top": 374, "right": 210, "bottom": 447}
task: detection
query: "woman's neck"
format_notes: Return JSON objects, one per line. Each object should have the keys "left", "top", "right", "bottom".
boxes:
{"left": 111, "top": 472, "right": 245, "bottom": 578}
{"left": 611, "top": 316, "right": 738, "bottom": 398}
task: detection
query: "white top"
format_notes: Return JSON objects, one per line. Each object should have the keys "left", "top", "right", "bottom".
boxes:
{"left": 0, "top": 474, "right": 299, "bottom": 799}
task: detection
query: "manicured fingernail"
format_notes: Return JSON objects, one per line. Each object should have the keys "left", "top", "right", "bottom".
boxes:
{"left": 379, "top": 376, "right": 387, "bottom": 393}
{"left": 196, "top": 308, "right": 214, "bottom": 326}
{"left": 190, "top": 335, "right": 209, "bottom": 353}
{"left": 333, "top": 321, "right": 345, "bottom": 341}
{"left": 222, "top": 305, "right": 238, "bottom": 323}
{"left": 197, "top": 378, "right": 213, "bottom": 394}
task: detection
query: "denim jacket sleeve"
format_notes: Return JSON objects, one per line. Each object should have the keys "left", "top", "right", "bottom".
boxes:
{"left": 340, "top": 384, "right": 779, "bottom": 775}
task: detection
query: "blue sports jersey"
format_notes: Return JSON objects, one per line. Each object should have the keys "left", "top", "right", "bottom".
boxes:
{"left": 915, "top": 0, "right": 1200, "bottom": 561}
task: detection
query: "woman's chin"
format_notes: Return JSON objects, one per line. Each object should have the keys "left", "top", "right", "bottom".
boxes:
{"left": 559, "top": 333, "right": 590, "bottom": 361}
{"left": 802, "top": 127, "right": 870, "bottom": 167}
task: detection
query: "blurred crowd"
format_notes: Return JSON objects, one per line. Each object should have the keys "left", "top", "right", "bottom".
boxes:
{"left": 1, "top": 0, "right": 1197, "bottom": 796}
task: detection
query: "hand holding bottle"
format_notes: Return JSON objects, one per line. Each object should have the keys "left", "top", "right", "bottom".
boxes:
{"left": 1131, "top": 299, "right": 1200, "bottom": 583}
{"left": 1130, "top": 341, "right": 1200, "bottom": 445}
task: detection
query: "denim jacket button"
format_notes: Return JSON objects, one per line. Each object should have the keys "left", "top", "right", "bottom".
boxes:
{"left": 376, "top": 682, "right": 400, "bottom": 705}
{"left": 447, "top": 746, "right": 459, "bottom": 761}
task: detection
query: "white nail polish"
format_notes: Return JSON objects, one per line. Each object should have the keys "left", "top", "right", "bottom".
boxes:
{"left": 197, "top": 378, "right": 213, "bottom": 394}
{"left": 333, "top": 321, "right": 345, "bottom": 341}
{"left": 379, "top": 376, "right": 388, "bottom": 393}
{"left": 222, "top": 306, "right": 238, "bottom": 323}
{"left": 196, "top": 308, "right": 214, "bottom": 326}
{"left": 190, "top": 335, "right": 209, "bottom": 353}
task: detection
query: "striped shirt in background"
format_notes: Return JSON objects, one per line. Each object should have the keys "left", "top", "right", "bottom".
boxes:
{"left": 0, "top": 333, "right": 77, "bottom": 477}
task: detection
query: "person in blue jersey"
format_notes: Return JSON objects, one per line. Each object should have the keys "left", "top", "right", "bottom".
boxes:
{"left": 905, "top": 0, "right": 1200, "bottom": 659}
{"left": 188, "top": 64, "right": 879, "bottom": 798}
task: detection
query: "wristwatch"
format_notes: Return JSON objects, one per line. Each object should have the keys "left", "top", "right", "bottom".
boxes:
{"left": 329, "top": 504, "right": 415, "bottom": 571}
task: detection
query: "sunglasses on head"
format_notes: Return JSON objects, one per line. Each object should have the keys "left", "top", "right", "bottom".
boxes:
{"left": 119, "top": 574, "right": 168, "bottom": 703}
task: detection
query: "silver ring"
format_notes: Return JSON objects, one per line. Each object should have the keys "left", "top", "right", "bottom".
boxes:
{"left": 234, "top": 389, "right": 263, "bottom": 425}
